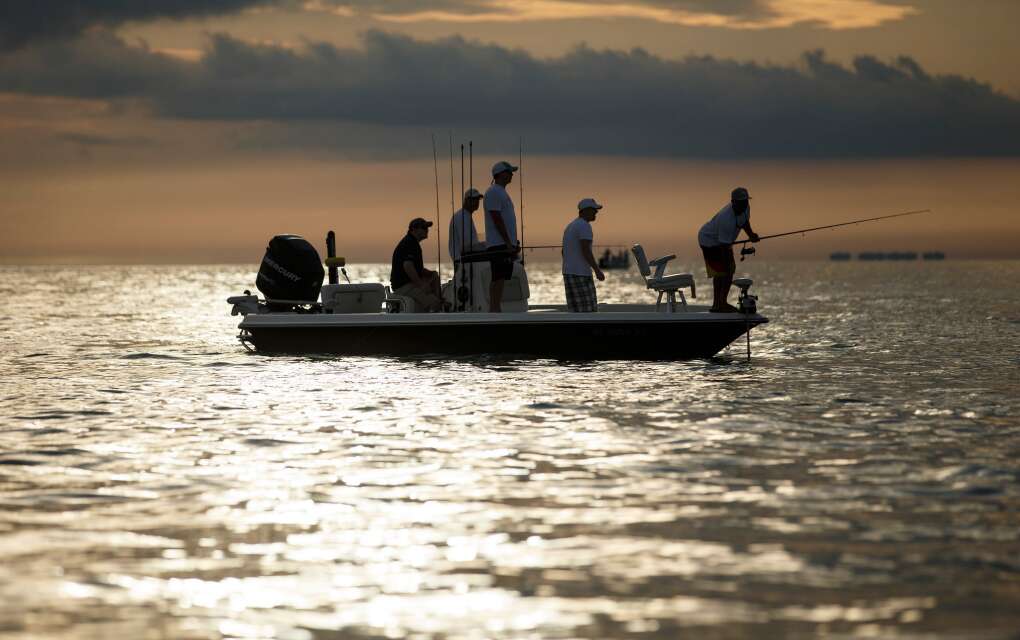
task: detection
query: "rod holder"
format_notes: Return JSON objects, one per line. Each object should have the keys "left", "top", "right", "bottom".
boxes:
{"left": 326, "top": 230, "right": 338, "bottom": 285}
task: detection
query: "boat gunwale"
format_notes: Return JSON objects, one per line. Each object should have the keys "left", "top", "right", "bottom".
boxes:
{"left": 239, "top": 310, "right": 769, "bottom": 329}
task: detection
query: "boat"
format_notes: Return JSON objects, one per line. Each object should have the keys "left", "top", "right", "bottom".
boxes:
{"left": 227, "top": 233, "right": 768, "bottom": 359}
{"left": 858, "top": 251, "right": 918, "bottom": 261}
{"left": 597, "top": 249, "right": 631, "bottom": 270}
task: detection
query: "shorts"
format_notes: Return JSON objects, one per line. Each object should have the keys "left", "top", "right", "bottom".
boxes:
{"left": 488, "top": 244, "right": 514, "bottom": 281}
{"left": 563, "top": 274, "right": 598, "bottom": 312}
{"left": 701, "top": 244, "right": 735, "bottom": 278}
{"left": 394, "top": 281, "right": 440, "bottom": 312}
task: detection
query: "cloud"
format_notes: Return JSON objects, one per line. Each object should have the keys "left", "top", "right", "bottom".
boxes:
{"left": 0, "top": 0, "right": 276, "bottom": 51}
{"left": 2, "top": 30, "right": 1018, "bottom": 158}
{"left": 305, "top": 0, "right": 917, "bottom": 30}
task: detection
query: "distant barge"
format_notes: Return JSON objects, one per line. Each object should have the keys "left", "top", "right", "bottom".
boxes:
{"left": 829, "top": 251, "right": 946, "bottom": 261}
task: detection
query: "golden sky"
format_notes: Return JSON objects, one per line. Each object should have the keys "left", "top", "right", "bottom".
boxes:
{"left": 1, "top": 0, "right": 1019, "bottom": 262}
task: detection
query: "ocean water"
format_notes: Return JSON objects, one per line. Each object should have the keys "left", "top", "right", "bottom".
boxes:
{"left": 1, "top": 261, "right": 1018, "bottom": 640}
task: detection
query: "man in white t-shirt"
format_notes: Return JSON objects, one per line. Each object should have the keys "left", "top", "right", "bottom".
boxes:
{"left": 448, "top": 187, "right": 485, "bottom": 267}
{"left": 561, "top": 198, "right": 606, "bottom": 312}
{"left": 483, "top": 160, "right": 520, "bottom": 312}
{"left": 698, "top": 187, "right": 759, "bottom": 312}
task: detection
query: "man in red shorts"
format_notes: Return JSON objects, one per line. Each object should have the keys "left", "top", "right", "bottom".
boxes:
{"left": 698, "top": 187, "right": 759, "bottom": 312}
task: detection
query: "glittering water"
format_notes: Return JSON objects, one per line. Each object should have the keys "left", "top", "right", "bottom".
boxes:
{"left": 1, "top": 262, "right": 1018, "bottom": 639}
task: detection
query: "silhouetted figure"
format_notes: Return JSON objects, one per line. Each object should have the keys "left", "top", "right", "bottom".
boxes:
{"left": 390, "top": 217, "right": 442, "bottom": 312}
{"left": 448, "top": 188, "right": 485, "bottom": 269}
{"left": 698, "top": 187, "right": 759, "bottom": 312}
{"left": 562, "top": 198, "right": 606, "bottom": 312}
{"left": 484, "top": 161, "right": 521, "bottom": 312}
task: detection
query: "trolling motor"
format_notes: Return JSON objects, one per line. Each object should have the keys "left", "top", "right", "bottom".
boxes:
{"left": 733, "top": 278, "right": 757, "bottom": 314}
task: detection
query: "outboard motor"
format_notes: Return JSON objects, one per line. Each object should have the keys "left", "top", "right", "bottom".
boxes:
{"left": 256, "top": 235, "right": 324, "bottom": 305}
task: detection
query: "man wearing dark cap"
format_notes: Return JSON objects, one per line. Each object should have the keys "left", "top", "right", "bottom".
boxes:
{"left": 698, "top": 187, "right": 759, "bottom": 312}
{"left": 390, "top": 217, "right": 442, "bottom": 312}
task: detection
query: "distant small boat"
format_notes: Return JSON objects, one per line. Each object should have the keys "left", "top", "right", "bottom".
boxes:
{"left": 858, "top": 252, "right": 918, "bottom": 261}
{"left": 597, "top": 249, "right": 630, "bottom": 270}
{"left": 830, "top": 252, "right": 851, "bottom": 261}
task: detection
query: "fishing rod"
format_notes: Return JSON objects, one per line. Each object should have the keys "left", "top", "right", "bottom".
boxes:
{"left": 737, "top": 208, "right": 932, "bottom": 260}
{"left": 523, "top": 244, "right": 627, "bottom": 250}
{"left": 519, "top": 136, "right": 525, "bottom": 266}
{"left": 431, "top": 134, "right": 442, "bottom": 281}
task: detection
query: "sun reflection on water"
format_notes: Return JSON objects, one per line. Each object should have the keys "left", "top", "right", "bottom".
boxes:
{"left": 1, "top": 263, "right": 1019, "bottom": 638}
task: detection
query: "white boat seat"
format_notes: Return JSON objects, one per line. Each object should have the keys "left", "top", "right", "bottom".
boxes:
{"left": 383, "top": 286, "right": 416, "bottom": 313}
{"left": 631, "top": 244, "right": 696, "bottom": 312}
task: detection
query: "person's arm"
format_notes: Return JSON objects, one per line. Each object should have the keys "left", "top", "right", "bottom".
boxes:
{"left": 403, "top": 260, "right": 424, "bottom": 287}
{"left": 580, "top": 239, "right": 605, "bottom": 281}
{"left": 488, "top": 210, "right": 512, "bottom": 247}
{"left": 742, "top": 220, "right": 760, "bottom": 242}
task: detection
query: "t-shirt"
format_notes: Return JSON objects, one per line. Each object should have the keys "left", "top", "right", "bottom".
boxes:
{"left": 390, "top": 233, "right": 424, "bottom": 290}
{"left": 483, "top": 184, "right": 518, "bottom": 248}
{"left": 562, "top": 217, "right": 594, "bottom": 276}
{"left": 698, "top": 203, "right": 750, "bottom": 248}
{"left": 448, "top": 208, "right": 481, "bottom": 261}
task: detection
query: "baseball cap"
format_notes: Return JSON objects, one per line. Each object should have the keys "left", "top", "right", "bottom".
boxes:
{"left": 578, "top": 198, "right": 603, "bottom": 211}
{"left": 408, "top": 217, "right": 433, "bottom": 230}
{"left": 491, "top": 160, "right": 519, "bottom": 176}
{"left": 464, "top": 188, "right": 483, "bottom": 199}
{"left": 731, "top": 187, "right": 751, "bottom": 200}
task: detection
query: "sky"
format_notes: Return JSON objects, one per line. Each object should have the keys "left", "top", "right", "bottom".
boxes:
{"left": 2, "top": 0, "right": 1019, "bottom": 263}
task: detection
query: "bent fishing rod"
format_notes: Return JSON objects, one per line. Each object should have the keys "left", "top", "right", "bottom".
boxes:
{"left": 737, "top": 208, "right": 931, "bottom": 260}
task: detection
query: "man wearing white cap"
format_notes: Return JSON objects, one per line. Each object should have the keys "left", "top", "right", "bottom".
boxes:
{"left": 448, "top": 187, "right": 485, "bottom": 268}
{"left": 561, "top": 198, "right": 606, "bottom": 312}
{"left": 483, "top": 160, "right": 520, "bottom": 312}
{"left": 698, "top": 187, "right": 759, "bottom": 312}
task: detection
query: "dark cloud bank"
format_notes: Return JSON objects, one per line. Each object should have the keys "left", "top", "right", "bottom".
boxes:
{"left": 2, "top": 29, "right": 1019, "bottom": 158}
{"left": 0, "top": 0, "right": 275, "bottom": 51}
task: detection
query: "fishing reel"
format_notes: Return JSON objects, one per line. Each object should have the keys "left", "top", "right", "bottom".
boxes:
{"left": 739, "top": 245, "right": 756, "bottom": 261}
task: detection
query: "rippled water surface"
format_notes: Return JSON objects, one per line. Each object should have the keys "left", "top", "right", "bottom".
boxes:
{"left": 1, "top": 262, "right": 1019, "bottom": 639}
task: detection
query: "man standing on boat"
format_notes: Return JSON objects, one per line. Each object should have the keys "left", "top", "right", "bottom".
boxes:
{"left": 390, "top": 217, "right": 442, "bottom": 312}
{"left": 561, "top": 198, "right": 606, "bottom": 312}
{"left": 699, "top": 187, "right": 759, "bottom": 312}
{"left": 484, "top": 160, "right": 520, "bottom": 312}
{"left": 448, "top": 188, "right": 485, "bottom": 269}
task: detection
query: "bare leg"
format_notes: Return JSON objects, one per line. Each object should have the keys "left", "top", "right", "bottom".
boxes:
{"left": 428, "top": 272, "right": 442, "bottom": 299}
{"left": 712, "top": 276, "right": 725, "bottom": 310}
{"left": 489, "top": 279, "right": 504, "bottom": 312}
{"left": 712, "top": 275, "right": 735, "bottom": 310}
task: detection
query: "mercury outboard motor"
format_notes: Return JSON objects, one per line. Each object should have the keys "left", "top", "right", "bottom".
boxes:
{"left": 256, "top": 235, "right": 324, "bottom": 305}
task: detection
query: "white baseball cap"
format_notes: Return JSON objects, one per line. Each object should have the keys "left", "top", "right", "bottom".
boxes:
{"left": 464, "top": 188, "right": 483, "bottom": 199}
{"left": 491, "top": 160, "right": 519, "bottom": 176}
{"left": 578, "top": 198, "right": 603, "bottom": 211}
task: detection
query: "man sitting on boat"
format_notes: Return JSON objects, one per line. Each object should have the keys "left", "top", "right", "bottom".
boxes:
{"left": 448, "top": 188, "right": 486, "bottom": 269}
{"left": 698, "top": 187, "right": 759, "bottom": 312}
{"left": 390, "top": 217, "right": 442, "bottom": 312}
{"left": 561, "top": 198, "right": 606, "bottom": 312}
{"left": 484, "top": 160, "right": 521, "bottom": 312}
